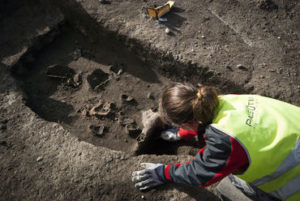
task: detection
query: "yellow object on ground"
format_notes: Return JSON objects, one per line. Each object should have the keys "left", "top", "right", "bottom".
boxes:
{"left": 147, "top": 1, "right": 175, "bottom": 19}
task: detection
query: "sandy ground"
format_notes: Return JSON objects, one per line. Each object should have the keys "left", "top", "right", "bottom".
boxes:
{"left": 0, "top": 0, "right": 299, "bottom": 200}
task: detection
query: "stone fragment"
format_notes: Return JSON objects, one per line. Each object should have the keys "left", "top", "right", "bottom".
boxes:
{"left": 109, "top": 63, "right": 125, "bottom": 74}
{"left": 125, "top": 124, "right": 141, "bottom": 138}
{"left": 81, "top": 109, "right": 88, "bottom": 117}
{"left": 120, "top": 117, "right": 135, "bottom": 126}
{"left": 73, "top": 72, "right": 82, "bottom": 86}
{"left": 236, "top": 64, "right": 248, "bottom": 71}
{"left": 226, "top": 65, "right": 233, "bottom": 71}
{"left": 87, "top": 69, "right": 109, "bottom": 90}
{"left": 71, "top": 48, "right": 81, "bottom": 60}
{"left": 89, "top": 124, "right": 106, "bottom": 137}
{"left": 147, "top": 92, "right": 155, "bottom": 100}
{"left": 67, "top": 72, "right": 82, "bottom": 88}
{"left": 117, "top": 69, "right": 123, "bottom": 75}
{"left": 165, "top": 28, "right": 170, "bottom": 34}
{"left": 46, "top": 64, "right": 75, "bottom": 80}
{"left": 36, "top": 157, "right": 43, "bottom": 162}
{"left": 89, "top": 100, "right": 112, "bottom": 118}
{"left": 121, "top": 94, "right": 134, "bottom": 102}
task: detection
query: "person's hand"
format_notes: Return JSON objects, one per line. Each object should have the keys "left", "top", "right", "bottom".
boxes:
{"left": 161, "top": 128, "right": 181, "bottom": 141}
{"left": 132, "top": 163, "right": 166, "bottom": 191}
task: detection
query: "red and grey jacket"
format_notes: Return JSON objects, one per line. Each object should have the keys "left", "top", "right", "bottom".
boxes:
{"left": 159, "top": 125, "right": 249, "bottom": 187}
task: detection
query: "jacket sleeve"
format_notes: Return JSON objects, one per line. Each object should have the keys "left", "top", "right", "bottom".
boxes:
{"left": 178, "top": 128, "right": 197, "bottom": 140}
{"left": 164, "top": 125, "right": 249, "bottom": 187}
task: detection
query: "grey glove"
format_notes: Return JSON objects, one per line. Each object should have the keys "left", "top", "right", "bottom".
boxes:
{"left": 132, "top": 163, "right": 166, "bottom": 191}
{"left": 161, "top": 128, "right": 181, "bottom": 141}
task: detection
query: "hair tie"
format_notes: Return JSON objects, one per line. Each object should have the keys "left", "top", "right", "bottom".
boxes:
{"left": 197, "top": 91, "right": 202, "bottom": 100}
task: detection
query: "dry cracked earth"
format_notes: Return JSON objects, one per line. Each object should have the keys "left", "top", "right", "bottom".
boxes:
{"left": 0, "top": 0, "right": 299, "bottom": 200}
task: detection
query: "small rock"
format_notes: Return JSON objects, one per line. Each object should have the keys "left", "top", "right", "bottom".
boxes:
{"left": 226, "top": 65, "right": 233, "bottom": 71}
{"left": 46, "top": 64, "right": 75, "bottom": 80}
{"left": 277, "top": 68, "right": 283, "bottom": 74}
{"left": 71, "top": 48, "right": 82, "bottom": 60}
{"left": 109, "top": 63, "right": 124, "bottom": 74}
{"left": 117, "top": 69, "right": 123, "bottom": 75}
{"left": 36, "top": 157, "right": 43, "bottom": 162}
{"left": 122, "top": 118, "right": 135, "bottom": 125}
{"left": 237, "top": 64, "right": 248, "bottom": 71}
{"left": 89, "top": 125, "right": 106, "bottom": 137}
{"left": 81, "top": 109, "right": 88, "bottom": 117}
{"left": 147, "top": 92, "right": 155, "bottom": 100}
{"left": 165, "top": 28, "right": 170, "bottom": 34}
{"left": 259, "top": 75, "right": 265, "bottom": 79}
{"left": 201, "top": 35, "right": 205, "bottom": 39}
{"left": 89, "top": 100, "right": 112, "bottom": 117}
{"left": 121, "top": 94, "right": 134, "bottom": 102}
{"left": 125, "top": 124, "right": 141, "bottom": 138}
{"left": 141, "top": 195, "right": 145, "bottom": 199}
{"left": 73, "top": 72, "right": 82, "bottom": 86}
{"left": 87, "top": 69, "right": 109, "bottom": 90}
{"left": 203, "top": 16, "right": 210, "bottom": 21}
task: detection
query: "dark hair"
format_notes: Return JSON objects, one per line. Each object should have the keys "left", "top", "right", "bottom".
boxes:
{"left": 159, "top": 83, "right": 219, "bottom": 126}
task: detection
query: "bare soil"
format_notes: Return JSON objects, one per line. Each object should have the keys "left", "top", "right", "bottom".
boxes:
{"left": 0, "top": 0, "right": 299, "bottom": 200}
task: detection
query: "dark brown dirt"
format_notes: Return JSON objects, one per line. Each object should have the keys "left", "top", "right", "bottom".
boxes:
{"left": 1, "top": 0, "right": 299, "bottom": 200}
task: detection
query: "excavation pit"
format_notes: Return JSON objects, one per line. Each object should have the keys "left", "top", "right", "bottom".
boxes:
{"left": 13, "top": 21, "right": 246, "bottom": 156}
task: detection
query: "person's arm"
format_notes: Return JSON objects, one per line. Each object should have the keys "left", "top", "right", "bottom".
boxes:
{"left": 164, "top": 125, "right": 249, "bottom": 187}
{"left": 178, "top": 128, "right": 198, "bottom": 140}
{"left": 161, "top": 127, "right": 197, "bottom": 141}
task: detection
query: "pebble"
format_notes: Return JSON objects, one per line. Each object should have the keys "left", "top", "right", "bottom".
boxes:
{"left": 165, "top": 28, "right": 170, "bottom": 34}
{"left": 89, "top": 125, "right": 106, "bottom": 137}
{"left": 121, "top": 94, "right": 134, "bottom": 102}
{"left": 226, "top": 65, "right": 233, "bottom": 71}
{"left": 147, "top": 92, "right": 154, "bottom": 100}
{"left": 237, "top": 64, "right": 248, "bottom": 71}
{"left": 36, "top": 156, "right": 43, "bottom": 162}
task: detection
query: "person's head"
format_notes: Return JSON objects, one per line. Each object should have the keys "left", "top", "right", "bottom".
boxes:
{"left": 159, "top": 83, "right": 219, "bottom": 130}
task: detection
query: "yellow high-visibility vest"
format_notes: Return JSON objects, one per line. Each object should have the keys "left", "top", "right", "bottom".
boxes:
{"left": 211, "top": 95, "right": 300, "bottom": 201}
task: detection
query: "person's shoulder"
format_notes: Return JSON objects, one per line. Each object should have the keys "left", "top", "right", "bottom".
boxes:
{"left": 205, "top": 125, "right": 231, "bottom": 140}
